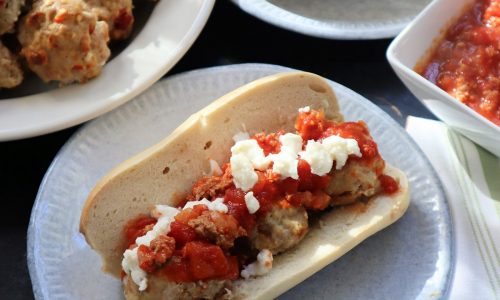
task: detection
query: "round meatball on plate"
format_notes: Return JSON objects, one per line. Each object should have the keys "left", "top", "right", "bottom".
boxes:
{"left": 0, "top": 41, "right": 23, "bottom": 88}
{"left": 87, "top": 0, "right": 134, "bottom": 40}
{"left": 18, "top": 0, "right": 111, "bottom": 84}
{"left": 0, "top": 0, "right": 24, "bottom": 35}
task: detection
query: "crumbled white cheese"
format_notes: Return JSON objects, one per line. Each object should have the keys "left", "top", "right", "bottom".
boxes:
{"left": 122, "top": 248, "right": 148, "bottom": 291}
{"left": 322, "top": 135, "right": 361, "bottom": 170}
{"left": 280, "top": 133, "right": 303, "bottom": 154}
{"left": 299, "top": 140, "right": 332, "bottom": 176}
{"left": 230, "top": 139, "right": 272, "bottom": 191}
{"left": 298, "top": 106, "right": 311, "bottom": 113}
{"left": 183, "top": 197, "right": 228, "bottom": 213}
{"left": 241, "top": 249, "right": 273, "bottom": 279}
{"left": 232, "top": 131, "right": 250, "bottom": 143}
{"left": 244, "top": 192, "right": 260, "bottom": 214}
{"left": 209, "top": 159, "right": 222, "bottom": 176}
{"left": 231, "top": 139, "right": 270, "bottom": 170}
{"left": 151, "top": 205, "right": 181, "bottom": 219}
{"left": 299, "top": 135, "right": 361, "bottom": 176}
{"left": 136, "top": 206, "right": 179, "bottom": 246}
{"left": 269, "top": 152, "right": 299, "bottom": 179}
{"left": 268, "top": 133, "right": 302, "bottom": 179}
{"left": 230, "top": 153, "right": 258, "bottom": 191}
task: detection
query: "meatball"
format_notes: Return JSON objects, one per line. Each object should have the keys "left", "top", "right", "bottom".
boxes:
{"left": 123, "top": 275, "right": 233, "bottom": 300}
{"left": 18, "top": 0, "right": 110, "bottom": 84}
{"left": 0, "top": 0, "right": 24, "bottom": 35}
{"left": 326, "top": 159, "right": 383, "bottom": 206}
{"left": 250, "top": 204, "right": 308, "bottom": 254}
{"left": 190, "top": 167, "right": 233, "bottom": 201}
{"left": 86, "top": 0, "right": 133, "bottom": 40}
{"left": 0, "top": 41, "right": 23, "bottom": 88}
{"left": 188, "top": 210, "right": 247, "bottom": 250}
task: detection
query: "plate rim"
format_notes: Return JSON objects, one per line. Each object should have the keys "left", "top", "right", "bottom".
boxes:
{"left": 27, "top": 63, "right": 454, "bottom": 299}
{"left": 231, "top": 0, "right": 428, "bottom": 39}
{"left": 0, "top": 0, "right": 215, "bottom": 142}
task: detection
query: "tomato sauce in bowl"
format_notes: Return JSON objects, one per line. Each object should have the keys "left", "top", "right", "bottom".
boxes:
{"left": 417, "top": 0, "right": 500, "bottom": 126}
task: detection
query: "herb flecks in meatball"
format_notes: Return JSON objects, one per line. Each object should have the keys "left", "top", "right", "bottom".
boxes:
{"left": 18, "top": 0, "right": 110, "bottom": 84}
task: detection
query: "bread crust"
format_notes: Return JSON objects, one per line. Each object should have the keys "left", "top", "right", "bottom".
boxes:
{"left": 79, "top": 71, "right": 410, "bottom": 298}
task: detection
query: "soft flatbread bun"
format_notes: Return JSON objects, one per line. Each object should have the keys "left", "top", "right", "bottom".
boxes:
{"left": 80, "top": 71, "right": 409, "bottom": 297}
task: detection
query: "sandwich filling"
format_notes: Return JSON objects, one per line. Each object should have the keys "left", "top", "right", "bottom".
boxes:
{"left": 121, "top": 107, "right": 399, "bottom": 294}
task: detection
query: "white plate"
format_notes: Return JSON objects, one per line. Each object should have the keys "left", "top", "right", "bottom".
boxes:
{"left": 28, "top": 64, "right": 453, "bottom": 299}
{"left": 0, "top": 0, "right": 214, "bottom": 141}
{"left": 232, "top": 0, "right": 432, "bottom": 39}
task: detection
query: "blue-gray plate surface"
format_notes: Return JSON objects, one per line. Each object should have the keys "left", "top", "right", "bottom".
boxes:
{"left": 28, "top": 64, "right": 453, "bottom": 299}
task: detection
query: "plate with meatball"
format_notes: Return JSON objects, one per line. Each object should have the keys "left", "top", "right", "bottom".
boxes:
{"left": 28, "top": 64, "right": 453, "bottom": 300}
{"left": 0, "top": 0, "right": 215, "bottom": 141}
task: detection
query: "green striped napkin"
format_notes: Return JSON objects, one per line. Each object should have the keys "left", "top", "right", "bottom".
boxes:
{"left": 406, "top": 117, "right": 500, "bottom": 299}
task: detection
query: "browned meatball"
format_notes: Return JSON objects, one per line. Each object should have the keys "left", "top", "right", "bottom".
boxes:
{"left": 250, "top": 204, "right": 309, "bottom": 254}
{"left": 18, "top": 0, "right": 110, "bottom": 84}
{"left": 326, "top": 159, "right": 384, "bottom": 206}
{"left": 0, "top": 0, "right": 24, "bottom": 35}
{"left": 0, "top": 41, "right": 23, "bottom": 88}
{"left": 123, "top": 275, "right": 233, "bottom": 300}
{"left": 188, "top": 210, "right": 247, "bottom": 250}
{"left": 86, "top": 0, "right": 133, "bottom": 40}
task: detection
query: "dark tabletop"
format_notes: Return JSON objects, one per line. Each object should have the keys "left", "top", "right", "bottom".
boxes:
{"left": 0, "top": 1, "right": 436, "bottom": 299}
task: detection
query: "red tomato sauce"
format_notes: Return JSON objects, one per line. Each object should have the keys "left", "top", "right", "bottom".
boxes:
{"left": 378, "top": 174, "right": 399, "bottom": 195}
{"left": 125, "top": 205, "right": 239, "bottom": 283}
{"left": 161, "top": 241, "right": 239, "bottom": 283}
{"left": 296, "top": 110, "right": 382, "bottom": 165}
{"left": 122, "top": 108, "right": 398, "bottom": 284}
{"left": 418, "top": 0, "right": 500, "bottom": 126}
{"left": 124, "top": 216, "right": 157, "bottom": 248}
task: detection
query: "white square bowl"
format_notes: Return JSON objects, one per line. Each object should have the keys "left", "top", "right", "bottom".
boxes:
{"left": 387, "top": 0, "right": 500, "bottom": 157}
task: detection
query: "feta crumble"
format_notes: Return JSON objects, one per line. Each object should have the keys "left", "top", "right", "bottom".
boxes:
{"left": 299, "top": 140, "right": 332, "bottom": 176}
{"left": 122, "top": 248, "right": 148, "bottom": 291}
{"left": 268, "top": 133, "right": 302, "bottom": 179}
{"left": 244, "top": 192, "right": 260, "bottom": 214}
{"left": 322, "top": 135, "right": 361, "bottom": 170}
{"left": 136, "top": 206, "right": 179, "bottom": 246}
{"left": 241, "top": 249, "right": 273, "bottom": 279}
{"left": 183, "top": 197, "right": 228, "bottom": 213}
{"left": 230, "top": 153, "right": 258, "bottom": 191}
{"left": 299, "top": 135, "right": 361, "bottom": 176}
{"left": 298, "top": 106, "right": 311, "bottom": 113}
{"left": 231, "top": 139, "right": 270, "bottom": 170}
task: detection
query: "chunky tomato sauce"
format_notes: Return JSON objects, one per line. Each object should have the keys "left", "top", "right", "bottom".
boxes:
{"left": 123, "top": 109, "right": 399, "bottom": 284}
{"left": 418, "top": 0, "right": 500, "bottom": 125}
{"left": 124, "top": 216, "right": 157, "bottom": 248}
{"left": 161, "top": 242, "right": 239, "bottom": 282}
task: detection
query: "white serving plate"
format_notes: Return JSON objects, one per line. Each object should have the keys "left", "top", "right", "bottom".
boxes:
{"left": 28, "top": 64, "right": 453, "bottom": 299}
{"left": 387, "top": 0, "right": 500, "bottom": 157}
{"left": 232, "top": 0, "right": 431, "bottom": 39}
{"left": 0, "top": 0, "right": 214, "bottom": 141}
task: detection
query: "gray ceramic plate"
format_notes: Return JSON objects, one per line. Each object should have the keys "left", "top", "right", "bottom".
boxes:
{"left": 232, "top": 0, "right": 432, "bottom": 39}
{"left": 28, "top": 64, "right": 453, "bottom": 299}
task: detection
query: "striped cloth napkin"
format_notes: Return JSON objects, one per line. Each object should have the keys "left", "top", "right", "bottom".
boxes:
{"left": 406, "top": 117, "right": 500, "bottom": 299}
